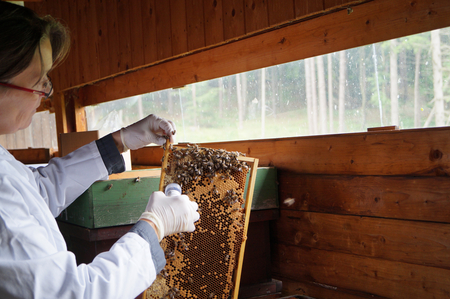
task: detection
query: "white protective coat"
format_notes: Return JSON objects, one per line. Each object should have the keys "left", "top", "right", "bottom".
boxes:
{"left": 0, "top": 142, "right": 157, "bottom": 299}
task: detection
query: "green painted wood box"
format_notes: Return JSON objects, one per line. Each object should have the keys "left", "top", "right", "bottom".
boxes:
{"left": 57, "top": 167, "right": 278, "bottom": 229}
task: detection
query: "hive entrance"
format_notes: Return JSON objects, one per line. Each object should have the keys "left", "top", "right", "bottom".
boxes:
{"left": 143, "top": 143, "right": 258, "bottom": 299}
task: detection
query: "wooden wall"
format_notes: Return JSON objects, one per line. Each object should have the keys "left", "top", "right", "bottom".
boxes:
{"left": 27, "top": 0, "right": 359, "bottom": 93}
{"left": 131, "top": 126, "right": 450, "bottom": 298}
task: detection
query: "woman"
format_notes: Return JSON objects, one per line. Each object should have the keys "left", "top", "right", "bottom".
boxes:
{"left": 0, "top": 2, "right": 199, "bottom": 298}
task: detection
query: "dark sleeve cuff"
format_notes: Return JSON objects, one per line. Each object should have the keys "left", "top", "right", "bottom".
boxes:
{"left": 129, "top": 220, "right": 166, "bottom": 273}
{"left": 95, "top": 134, "right": 125, "bottom": 175}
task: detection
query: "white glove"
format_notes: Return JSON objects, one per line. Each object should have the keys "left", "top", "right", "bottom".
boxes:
{"left": 140, "top": 191, "right": 200, "bottom": 242}
{"left": 120, "top": 114, "right": 176, "bottom": 150}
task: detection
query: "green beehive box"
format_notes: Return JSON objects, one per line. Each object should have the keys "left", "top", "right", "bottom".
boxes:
{"left": 57, "top": 170, "right": 160, "bottom": 229}
{"left": 57, "top": 168, "right": 278, "bottom": 229}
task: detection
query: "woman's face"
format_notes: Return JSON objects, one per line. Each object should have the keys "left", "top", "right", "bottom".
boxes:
{"left": 0, "top": 38, "right": 53, "bottom": 135}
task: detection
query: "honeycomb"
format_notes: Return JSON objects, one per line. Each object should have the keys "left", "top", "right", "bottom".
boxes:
{"left": 144, "top": 144, "right": 254, "bottom": 299}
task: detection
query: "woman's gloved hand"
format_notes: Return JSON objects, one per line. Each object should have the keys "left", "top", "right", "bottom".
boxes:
{"left": 120, "top": 114, "right": 176, "bottom": 151}
{"left": 140, "top": 191, "right": 200, "bottom": 242}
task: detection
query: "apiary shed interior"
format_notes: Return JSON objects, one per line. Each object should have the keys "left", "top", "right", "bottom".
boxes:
{"left": 9, "top": 0, "right": 450, "bottom": 298}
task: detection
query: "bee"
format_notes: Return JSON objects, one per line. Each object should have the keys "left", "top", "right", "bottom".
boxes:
{"left": 106, "top": 184, "right": 113, "bottom": 190}
{"left": 209, "top": 292, "right": 215, "bottom": 299}
{"left": 134, "top": 177, "right": 141, "bottom": 183}
{"left": 188, "top": 277, "right": 194, "bottom": 284}
{"left": 224, "top": 255, "right": 229, "bottom": 262}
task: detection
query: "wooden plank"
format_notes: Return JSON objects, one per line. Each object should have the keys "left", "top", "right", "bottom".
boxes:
{"left": 244, "top": 0, "right": 269, "bottom": 34}
{"left": 76, "top": 0, "right": 90, "bottom": 83}
{"left": 170, "top": 0, "right": 188, "bottom": 56}
{"left": 65, "top": 0, "right": 81, "bottom": 87}
{"left": 129, "top": 0, "right": 145, "bottom": 69}
{"left": 60, "top": 131, "right": 99, "bottom": 156}
{"left": 155, "top": 1, "right": 173, "bottom": 60}
{"left": 267, "top": 0, "right": 295, "bottom": 26}
{"left": 142, "top": 0, "right": 158, "bottom": 65}
{"left": 272, "top": 243, "right": 450, "bottom": 299}
{"left": 131, "top": 127, "right": 450, "bottom": 176}
{"left": 280, "top": 278, "right": 384, "bottom": 299}
{"left": 274, "top": 210, "right": 450, "bottom": 269}
{"left": 278, "top": 172, "right": 450, "bottom": 222}
{"left": 86, "top": 0, "right": 100, "bottom": 80}
{"left": 78, "top": 0, "right": 450, "bottom": 106}
{"left": 105, "top": 1, "right": 120, "bottom": 76}
{"left": 325, "top": 0, "right": 356, "bottom": 10}
{"left": 96, "top": 0, "right": 111, "bottom": 78}
{"left": 204, "top": 0, "right": 224, "bottom": 46}
{"left": 117, "top": 0, "right": 132, "bottom": 71}
{"left": 223, "top": 0, "right": 246, "bottom": 40}
{"left": 186, "top": 0, "right": 206, "bottom": 51}
{"left": 294, "top": 0, "right": 324, "bottom": 18}
{"left": 9, "top": 148, "right": 52, "bottom": 164}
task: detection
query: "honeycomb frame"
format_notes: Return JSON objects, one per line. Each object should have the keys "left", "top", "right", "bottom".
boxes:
{"left": 142, "top": 141, "right": 259, "bottom": 299}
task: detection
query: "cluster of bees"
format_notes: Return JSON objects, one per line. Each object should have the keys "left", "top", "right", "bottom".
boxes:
{"left": 163, "top": 144, "right": 248, "bottom": 188}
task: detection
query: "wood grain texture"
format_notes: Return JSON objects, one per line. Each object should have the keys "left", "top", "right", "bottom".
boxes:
{"left": 78, "top": 0, "right": 450, "bottom": 106}
{"left": 223, "top": 0, "right": 246, "bottom": 40}
{"left": 132, "top": 127, "right": 450, "bottom": 176}
{"left": 267, "top": 0, "right": 295, "bottom": 26}
{"left": 9, "top": 148, "right": 52, "bottom": 164}
{"left": 156, "top": 1, "right": 172, "bottom": 60}
{"left": 294, "top": 0, "right": 324, "bottom": 18}
{"left": 96, "top": 0, "right": 111, "bottom": 79}
{"left": 278, "top": 172, "right": 450, "bottom": 222}
{"left": 204, "top": 0, "right": 224, "bottom": 46}
{"left": 170, "top": 0, "right": 188, "bottom": 56}
{"left": 129, "top": 1, "right": 145, "bottom": 69}
{"left": 142, "top": 0, "right": 158, "bottom": 65}
{"left": 244, "top": 0, "right": 269, "bottom": 34}
{"left": 272, "top": 243, "right": 450, "bottom": 299}
{"left": 280, "top": 278, "right": 382, "bottom": 299}
{"left": 274, "top": 210, "right": 450, "bottom": 269}
{"left": 186, "top": 0, "right": 206, "bottom": 51}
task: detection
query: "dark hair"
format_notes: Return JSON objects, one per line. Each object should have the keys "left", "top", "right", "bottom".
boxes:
{"left": 0, "top": 2, "right": 70, "bottom": 82}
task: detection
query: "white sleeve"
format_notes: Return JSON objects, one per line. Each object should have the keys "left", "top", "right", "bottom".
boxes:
{"left": 0, "top": 232, "right": 159, "bottom": 299}
{"left": 30, "top": 141, "right": 109, "bottom": 217}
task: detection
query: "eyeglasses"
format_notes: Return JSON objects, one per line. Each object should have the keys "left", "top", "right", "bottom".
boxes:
{"left": 0, "top": 77, "right": 53, "bottom": 100}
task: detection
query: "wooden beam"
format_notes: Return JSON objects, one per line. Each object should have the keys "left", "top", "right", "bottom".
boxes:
{"left": 272, "top": 243, "right": 450, "bottom": 299}
{"left": 278, "top": 173, "right": 450, "bottom": 223}
{"left": 132, "top": 127, "right": 450, "bottom": 176}
{"left": 78, "top": 0, "right": 450, "bottom": 106}
{"left": 275, "top": 210, "right": 450, "bottom": 269}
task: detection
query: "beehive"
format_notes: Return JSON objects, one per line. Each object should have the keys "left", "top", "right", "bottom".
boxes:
{"left": 144, "top": 143, "right": 259, "bottom": 299}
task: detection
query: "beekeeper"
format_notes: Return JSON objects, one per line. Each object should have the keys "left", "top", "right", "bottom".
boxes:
{"left": 0, "top": 2, "right": 199, "bottom": 298}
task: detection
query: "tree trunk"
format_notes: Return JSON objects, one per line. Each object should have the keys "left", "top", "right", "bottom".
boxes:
{"left": 192, "top": 84, "right": 197, "bottom": 127}
{"left": 338, "top": 50, "right": 347, "bottom": 132}
{"left": 390, "top": 39, "right": 399, "bottom": 126}
{"left": 359, "top": 47, "right": 367, "bottom": 130}
{"left": 328, "top": 54, "right": 334, "bottom": 133}
{"left": 261, "top": 68, "right": 266, "bottom": 138}
{"left": 241, "top": 72, "right": 248, "bottom": 121}
{"left": 271, "top": 66, "right": 278, "bottom": 118}
{"left": 304, "top": 59, "right": 313, "bottom": 134}
{"left": 414, "top": 49, "right": 421, "bottom": 127}
{"left": 317, "top": 55, "right": 327, "bottom": 134}
{"left": 431, "top": 29, "right": 445, "bottom": 126}
{"left": 236, "top": 74, "right": 244, "bottom": 130}
{"left": 218, "top": 77, "right": 223, "bottom": 119}
{"left": 310, "top": 57, "right": 318, "bottom": 134}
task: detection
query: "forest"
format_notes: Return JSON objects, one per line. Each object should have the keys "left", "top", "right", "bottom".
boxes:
{"left": 45, "top": 26, "right": 450, "bottom": 144}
